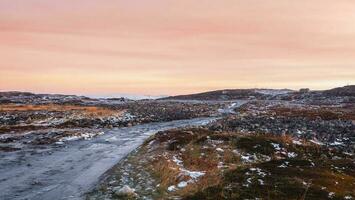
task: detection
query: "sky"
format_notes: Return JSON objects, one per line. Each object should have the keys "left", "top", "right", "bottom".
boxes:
{"left": 1, "top": 0, "right": 355, "bottom": 96}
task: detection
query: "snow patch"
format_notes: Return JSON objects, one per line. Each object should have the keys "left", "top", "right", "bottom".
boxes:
{"left": 177, "top": 181, "right": 188, "bottom": 188}
{"left": 287, "top": 152, "right": 298, "bottom": 158}
{"left": 255, "top": 89, "right": 291, "bottom": 96}
{"left": 328, "top": 192, "right": 335, "bottom": 198}
{"left": 167, "top": 185, "right": 176, "bottom": 192}
{"left": 59, "top": 131, "right": 105, "bottom": 142}
{"left": 310, "top": 139, "right": 324, "bottom": 146}
{"left": 270, "top": 143, "right": 281, "bottom": 151}
{"left": 292, "top": 140, "right": 303, "bottom": 145}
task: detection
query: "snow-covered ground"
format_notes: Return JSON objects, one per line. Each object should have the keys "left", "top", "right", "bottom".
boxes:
{"left": 0, "top": 117, "right": 215, "bottom": 200}
{"left": 255, "top": 89, "right": 292, "bottom": 96}
{"left": 218, "top": 100, "right": 248, "bottom": 114}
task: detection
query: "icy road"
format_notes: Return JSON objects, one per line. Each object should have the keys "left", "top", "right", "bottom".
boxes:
{"left": 0, "top": 117, "right": 215, "bottom": 200}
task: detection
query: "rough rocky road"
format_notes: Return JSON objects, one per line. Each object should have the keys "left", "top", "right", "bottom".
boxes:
{"left": 0, "top": 117, "right": 215, "bottom": 200}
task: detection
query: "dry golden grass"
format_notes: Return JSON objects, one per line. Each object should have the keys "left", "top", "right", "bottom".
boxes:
{"left": 0, "top": 104, "right": 125, "bottom": 117}
{"left": 147, "top": 131, "right": 247, "bottom": 198}
{"left": 103, "top": 128, "right": 354, "bottom": 199}
{"left": 151, "top": 155, "right": 185, "bottom": 189}
{"left": 313, "top": 171, "right": 355, "bottom": 195}
{"left": 150, "top": 153, "right": 223, "bottom": 198}
{"left": 176, "top": 169, "right": 222, "bottom": 197}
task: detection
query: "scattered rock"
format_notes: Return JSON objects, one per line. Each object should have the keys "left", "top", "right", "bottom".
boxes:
{"left": 113, "top": 185, "right": 137, "bottom": 197}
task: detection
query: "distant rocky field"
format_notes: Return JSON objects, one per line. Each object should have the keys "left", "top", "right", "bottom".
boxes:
{"left": 0, "top": 95, "right": 222, "bottom": 151}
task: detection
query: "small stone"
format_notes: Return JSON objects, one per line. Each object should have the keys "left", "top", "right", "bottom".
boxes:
{"left": 113, "top": 185, "right": 137, "bottom": 197}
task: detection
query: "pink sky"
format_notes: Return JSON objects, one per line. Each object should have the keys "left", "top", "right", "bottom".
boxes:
{"left": 1, "top": 0, "right": 355, "bottom": 96}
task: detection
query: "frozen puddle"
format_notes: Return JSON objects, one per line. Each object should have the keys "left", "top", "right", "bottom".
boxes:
{"left": 0, "top": 117, "right": 215, "bottom": 200}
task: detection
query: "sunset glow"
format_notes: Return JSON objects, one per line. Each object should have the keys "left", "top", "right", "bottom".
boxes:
{"left": 1, "top": 0, "right": 355, "bottom": 96}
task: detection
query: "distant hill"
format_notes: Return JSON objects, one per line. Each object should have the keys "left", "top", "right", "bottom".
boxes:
{"left": 161, "top": 85, "right": 355, "bottom": 101}
{"left": 2, "top": 85, "right": 354, "bottom": 103}
{"left": 322, "top": 85, "right": 355, "bottom": 97}
{"left": 0, "top": 91, "right": 90, "bottom": 104}
{"left": 160, "top": 89, "right": 293, "bottom": 101}
{"left": 0, "top": 91, "right": 130, "bottom": 105}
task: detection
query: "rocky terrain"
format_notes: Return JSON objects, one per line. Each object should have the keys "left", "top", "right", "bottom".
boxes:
{"left": 88, "top": 128, "right": 354, "bottom": 200}
{"left": 0, "top": 86, "right": 354, "bottom": 200}
{"left": 0, "top": 92, "right": 222, "bottom": 200}
{"left": 0, "top": 92, "right": 221, "bottom": 152}
{"left": 210, "top": 101, "right": 354, "bottom": 153}
{"left": 88, "top": 86, "right": 354, "bottom": 200}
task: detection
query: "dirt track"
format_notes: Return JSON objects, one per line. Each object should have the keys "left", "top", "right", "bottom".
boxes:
{"left": 0, "top": 117, "right": 215, "bottom": 200}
